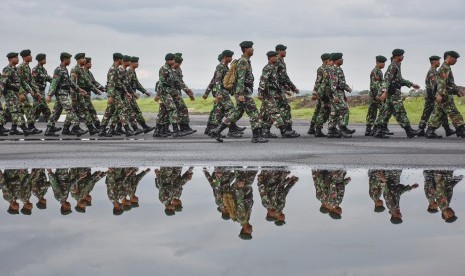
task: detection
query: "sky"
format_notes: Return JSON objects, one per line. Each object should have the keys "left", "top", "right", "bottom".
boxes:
{"left": 1, "top": 0, "right": 464, "bottom": 92}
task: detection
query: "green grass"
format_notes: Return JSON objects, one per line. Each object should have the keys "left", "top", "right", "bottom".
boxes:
{"left": 63, "top": 96, "right": 465, "bottom": 124}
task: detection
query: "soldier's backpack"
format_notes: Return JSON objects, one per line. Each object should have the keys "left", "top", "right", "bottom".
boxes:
{"left": 223, "top": 59, "right": 238, "bottom": 91}
{"left": 223, "top": 193, "right": 237, "bottom": 221}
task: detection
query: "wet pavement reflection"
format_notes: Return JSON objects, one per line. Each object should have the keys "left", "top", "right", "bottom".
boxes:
{"left": 1, "top": 166, "right": 464, "bottom": 275}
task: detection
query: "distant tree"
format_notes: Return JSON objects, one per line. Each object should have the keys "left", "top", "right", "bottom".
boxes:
{"left": 408, "top": 89, "right": 424, "bottom": 97}
{"left": 358, "top": 90, "right": 370, "bottom": 96}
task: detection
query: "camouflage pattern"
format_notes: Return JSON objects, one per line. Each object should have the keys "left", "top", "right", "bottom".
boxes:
{"left": 17, "top": 62, "right": 40, "bottom": 124}
{"left": 0, "top": 65, "right": 27, "bottom": 125}
{"left": 70, "top": 168, "right": 104, "bottom": 203}
{"left": 49, "top": 168, "right": 73, "bottom": 203}
{"left": 1, "top": 169, "right": 30, "bottom": 203}
{"left": 314, "top": 65, "right": 332, "bottom": 128}
{"left": 204, "top": 167, "right": 236, "bottom": 210}
{"left": 71, "top": 65, "right": 97, "bottom": 126}
{"left": 368, "top": 169, "right": 385, "bottom": 203}
{"left": 211, "top": 63, "right": 235, "bottom": 125}
{"left": 156, "top": 64, "right": 179, "bottom": 125}
{"left": 275, "top": 57, "right": 296, "bottom": 125}
{"left": 229, "top": 168, "right": 256, "bottom": 226}
{"left": 257, "top": 168, "right": 297, "bottom": 214}
{"left": 172, "top": 67, "right": 190, "bottom": 124}
{"left": 382, "top": 170, "right": 415, "bottom": 215}
{"left": 105, "top": 168, "right": 127, "bottom": 204}
{"left": 30, "top": 168, "right": 50, "bottom": 202}
{"left": 84, "top": 68, "right": 105, "bottom": 123}
{"left": 31, "top": 64, "right": 52, "bottom": 121}
{"left": 101, "top": 65, "right": 131, "bottom": 126}
{"left": 312, "top": 169, "right": 330, "bottom": 206}
{"left": 127, "top": 67, "right": 148, "bottom": 126}
{"left": 155, "top": 167, "right": 193, "bottom": 206}
{"left": 335, "top": 67, "right": 351, "bottom": 127}
{"left": 326, "top": 169, "right": 350, "bottom": 209}
{"left": 125, "top": 167, "right": 149, "bottom": 199}
{"left": 328, "top": 66, "right": 348, "bottom": 129}
{"left": 258, "top": 63, "right": 285, "bottom": 128}
{"left": 366, "top": 67, "right": 384, "bottom": 126}
{"left": 311, "top": 65, "right": 326, "bottom": 126}
{"left": 428, "top": 62, "right": 464, "bottom": 128}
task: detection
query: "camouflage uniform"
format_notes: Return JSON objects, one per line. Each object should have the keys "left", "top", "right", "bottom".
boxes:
{"left": 326, "top": 170, "right": 350, "bottom": 209}
{"left": 1, "top": 169, "right": 30, "bottom": 204}
{"left": 0, "top": 65, "right": 27, "bottom": 125}
{"left": 328, "top": 66, "right": 349, "bottom": 129}
{"left": 420, "top": 67, "right": 450, "bottom": 130}
{"left": 84, "top": 68, "right": 105, "bottom": 124}
{"left": 275, "top": 57, "right": 297, "bottom": 126}
{"left": 70, "top": 65, "right": 100, "bottom": 126}
{"left": 433, "top": 171, "right": 462, "bottom": 212}
{"left": 47, "top": 65, "right": 80, "bottom": 128}
{"left": 125, "top": 167, "right": 149, "bottom": 200}
{"left": 211, "top": 63, "right": 235, "bottom": 126}
{"left": 106, "top": 168, "right": 126, "bottom": 205}
{"left": 258, "top": 63, "right": 285, "bottom": 128}
{"left": 48, "top": 168, "right": 73, "bottom": 204}
{"left": 311, "top": 64, "right": 326, "bottom": 127}
{"left": 30, "top": 168, "right": 50, "bottom": 202}
{"left": 229, "top": 169, "right": 256, "bottom": 226}
{"left": 31, "top": 64, "right": 52, "bottom": 121}
{"left": 156, "top": 64, "right": 179, "bottom": 125}
{"left": 101, "top": 65, "right": 131, "bottom": 127}
{"left": 382, "top": 170, "right": 414, "bottom": 216}
{"left": 155, "top": 167, "right": 178, "bottom": 206}
{"left": 172, "top": 67, "right": 191, "bottom": 124}
{"left": 17, "top": 62, "right": 40, "bottom": 124}
{"left": 127, "top": 67, "right": 149, "bottom": 127}
{"left": 312, "top": 169, "right": 330, "bottom": 207}
{"left": 314, "top": 66, "right": 332, "bottom": 128}
{"left": 366, "top": 67, "right": 384, "bottom": 127}
{"left": 368, "top": 169, "right": 385, "bottom": 203}
{"left": 427, "top": 62, "right": 464, "bottom": 129}
{"left": 204, "top": 167, "right": 236, "bottom": 211}
{"left": 258, "top": 169, "right": 296, "bottom": 215}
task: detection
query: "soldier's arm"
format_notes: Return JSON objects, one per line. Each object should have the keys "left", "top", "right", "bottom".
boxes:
{"left": 313, "top": 67, "right": 323, "bottom": 92}
{"left": 436, "top": 68, "right": 448, "bottom": 96}
{"left": 17, "top": 66, "right": 33, "bottom": 95}
{"left": 328, "top": 68, "right": 338, "bottom": 98}
{"left": 204, "top": 73, "right": 216, "bottom": 97}
{"left": 134, "top": 73, "right": 148, "bottom": 95}
{"left": 381, "top": 65, "right": 395, "bottom": 92}
{"left": 212, "top": 66, "right": 224, "bottom": 97}
{"left": 0, "top": 68, "right": 12, "bottom": 93}
{"left": 279, "top": 62, "right": 297, "bottom": 91}
{"left": 369, "top": 71, "right": 378, "bottom": 98}
{"left": 106, "top": 69, "right": 117, "bottom": 97}
{"left": 47, "top": 69, "right": 61, "bottom": 97}
{"left": 258, "top": 67, "right": 271, "bottom": 95}
{"left": 235, "top": 59, "right": 247, "bottom": 96}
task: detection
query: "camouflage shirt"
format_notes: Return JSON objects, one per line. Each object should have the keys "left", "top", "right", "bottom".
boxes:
{"left": 318, "top": 65, "right": 337, "bottom": 100}
{"left": 32, "top": 64, "right": 52, "bottom": 94}
{"left": 48, "top": 65, "right": 80, "bottom": 97}
{"left": 382, "top": 61, "right": 413, "bottom": 94}
{"left": 107, "top": 64, "right": 128, "bottom": 97}
{"left": 258, "top": 63, "right": 281, "bottom": 97}
{"left": 370, "top": 67, "right": 383, "bottom": 98}
{"left": 436, "top": 62, "right": 459, "bottom": 97}
{"left": 234, "top": 54, "right": 254, "bottom": 96}
{"left": 313, "top": 64, "right": 325, "bottom": 92}
{"left": 213, "top": 63, "right": 229, "bottom": 97}
{"left": 425, "top": 67, "right": 438, "bottom": 98}
{"left": 17, "top": 62, "right": 40, "bottom": 96}
{"left": 71, "top": 65, "right": 99, "bottom": 93}
{"left": 127, "top": 67, "right": 147, "bottom": 94}
{"left": 173, "top": 67, "right": 189, "bottom": 93}
{"left": 276, "top": 57, "right": 297, "bottom": 92}
{"left": 0, "top": 65, "right": 21, "bottom": 93}
{"left": 158, "top": 63, "right": 177, "bottom": 94}
{"left": 85, "top": 68, "right": 105, "bottom": 95}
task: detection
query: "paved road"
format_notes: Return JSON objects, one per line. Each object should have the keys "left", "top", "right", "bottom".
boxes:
{"left": 1, "top": 116, "right": 464, "bottom": 168}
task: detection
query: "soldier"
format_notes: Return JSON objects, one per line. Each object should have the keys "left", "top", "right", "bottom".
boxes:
{"left": 326, "top": 169, "right": 350, "bottom": 219}
{"left": 419, "top": 56, "right": 455, "bottom": 137}
{"left": 258, "top": 51, "right": 299, "bottom": 138}
{"left": 309, "top": 53, "right": 330, "bottom": 135}
{"left": 433, "top": 171, "right": 461, "bottom": 223}
{"left": 0, "top": 93, "right": 9, "bottom": 135}
{"left": 313, "top": 55, "right": 334, "bottom": 137}
{"left": 69, "top": 167, "right": 105, "bottom": 213}
{"left": 204, "top": 167, "right": 237, "bottom": 219}
{"left": 70, "top": 53, "right": 102, "bottom": 135}
{"left": 327, "top": 53, "right": 353, "bottom": 138}
{"left": 1, "top": 169, "right": 30, "bottom": 214}
{"left": 426, "top": 51, "right": 465, "bottom": 138}
{"left": 30, "top": 168, "right": 50, "bottom": 209}
{"left": 368, "top": 169, "right": 386, "bottom": 212}
{"left": 155, "top": 167, "right": 192, "bottom": 215}
{"left": 83, "top": 57, "right": 105, "bottom": 129}
{"left": 365, "top": 56, "right": 387, "bottom": 136}
{"left": 31, "top": 53, "right": 54, "bottom": 129}
{"left": 172, "top": 54, "right": 196, "bottom": 134}
{"left": 127, "top": 56, "right": 155, "bottom": 134}
{"left": 45, "top": 52, "right": 88, "bottom": 137}
{"left": 48, "top": 168, "right": 73, "bottom": 215}
{"left": 210, "top": 41, "right": 268, "bottom": 143}
{"left": 125, "top": 167, "right": 150, "bottom": 207}
{"left": 274, "top": 44, "right": 300, "bottom": 135}
{"left": 105, "top": 167, "right": 126, "bottom": 215}
{"left": 17, "top": 49, "right": 42, "bottom": 134}
{"left": 0, "top": 52, "right": 34, "bottom": 136}
{"left": 312, "top": 169, "right": 331, "bottom": 213}
{"left": 374, "top": 49, "right": 421, "bottom": 138}
{"left": 98, "top": 53, "right": 135, "bottom": 137}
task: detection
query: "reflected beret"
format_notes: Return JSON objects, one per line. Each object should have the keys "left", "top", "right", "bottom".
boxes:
{"left": 266, "top": 51, "right": 278, "bottom": 57}
{"left": 113, "top": 52, "right": 123, "bottom": 59}
{"left": 321, "top": 53, "right": 330, "bottom": 60}
{"left": 123, "top": 55, "right": 131, "bottom": 62}
{"left": 60, "top": 52, "right": 72, "bottom": 59}
{"left": 6, "top": 52, "right": 18, "bottom": 58}
{"left": 131, "top": 56, "right": 139, "bottom": 62}
{"left": 446, "top": 51, "right": 460, "bottom": 59}
{"left": 174, "top": 56, "right": 183, "bottom": 63}
{"left": 330, "top": 52, "right": 343, "bottom": 61}
{"left": 429, "top": 55, "right": 441, "bottom": 61}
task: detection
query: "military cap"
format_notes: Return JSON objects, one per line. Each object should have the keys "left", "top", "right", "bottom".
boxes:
{"left": 330, "top": 52, "right": 343, "bottom": 61}
{"left": 174, "top": 53, "right": 182, "bottom": 57}
{"left": 446, "top": 50, "right": 460, "bottom": 59}
{"left": 429, "top": 55, "right": 441, "bottom": 61}
{"left": 130, "top": 56, "right": 139, "bottom": 62}
{"left": 392, "top": 48, "right": 405, "bottom": 56}
{"left": 6, "top": 52, "right": 19, "bottom": 59}
{"left": 122, "top": 55, "right": 131, "bottom": 62}
{"left": 321, "top": 53, "right": 330, "bottom": 60}
{"left": 113, "top": 52, "right": 123, "bottom": 59}
{"left": 74, "top": 53, "right": 85, "bottom": 60}
{"left": 376, "top": 55, "right": 387, "bottom": 63}
{"left": 174, "top": 56, "right": 183, "bottom": 63}
{"left": 20, "top": 49, "right": 31, "bottom": 57}
{"left": 275, "top": 44, "right": 287, "bottom": 51}
{"left": 85, "top": 57, "right": 91, "bottom": 63}
{"left": 266, "top": 51, "right": 278, "bottom": 57}
{"left": 217, "top": 54, "right": 223, "bottom": 62}
{"left": 60, "top": 52, "right": 72, "bottom": 59}
{"left": 221, "top": 50, "right": 234, "bottom": 57}
{"left": 239, "top": 41, "right": 254, "bottom": 48}
{"left": 165, "top": 53, "right": 175, "bottom": 61}
{"left": 36, "top": 53, "right": 46, "bottom": 61}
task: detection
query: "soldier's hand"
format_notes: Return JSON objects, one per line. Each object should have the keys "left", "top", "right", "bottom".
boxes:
{"left": 189, "top": 95, "right": 195, "bottom": 101}
{"left": 412, "top": 84, "right": 420, "bottom": 90}
{"left": 294, "top": 88, "right": 300, "bottom": 94}
{"left": 107, "top": 97, "right": 114, "bottom": 104}
{"left": 154, "top": 95, "right": 160, "bottom": 102}
{"left": 216, "top": 95, "right": 223, "bottom": 101}
{"left": 379, "top": 91, "right": 388, "bottom": 102}
{"left": 202, "top": 93, "right": 208, "bottom": 100}
{"left": 237, "top": 95, "right": 245, "bottom": 102}
{"left": 145, "top": 92, "right": 151, "bottom": 97}
{"left": 333, "top": 97, "right": 340, "bottom": 103}
{"left": 19, "top": 93, "right": 26, "bottom": 102}
{"left": 258, "top": 95, "right": 263, "bottom": 101}
{"left": 126, "top": 93, "right": 132, "bottom": 99}
{"left": 436, "top": 94, "right": 442, "bottom": 103}
{"left": 411, "top": 183, "right": 419, "bottom": 189}
{"left": 347, "top": 87, "right": 352, "bottom": 93}
{"left": 46, "top": 96, "right": 52, "bottom": 103}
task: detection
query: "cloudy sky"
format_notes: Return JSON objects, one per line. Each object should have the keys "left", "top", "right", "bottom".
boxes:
{"left": 2, "top": 0, "right": 464, "bottom": 92}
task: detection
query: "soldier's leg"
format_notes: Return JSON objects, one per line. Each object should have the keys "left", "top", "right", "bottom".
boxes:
{"left": 365, "top": 98, "right": 378, "bottom": 133}
{"left": 308, "top": 99, "right": 322, "bottom": 134}
{"left": 59, "top": 95, "right": 82, "bottom": 136}
{"left": 419, "top": 96, "right": 434, "bottom": 130}
{"left": 174, "top": 96, "right": 189, "bottom": 125}
{"left": 84, "top": 97, "right": 100, "bottom": 126}
{"left": 391, "top": 95, "right": 410, "bottom": 128}
{"left": 5, "top": 93, "right": 27, "bottom": 131}
{"left": 20, "top": 94, "right": 34, "bottom": 125}
{"left": 47, "top": 98, "right": 63, "bottom": 127}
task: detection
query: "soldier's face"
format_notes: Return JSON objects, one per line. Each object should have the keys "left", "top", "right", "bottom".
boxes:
{"left": 10, "top": 57, "right": 19, "bottom": 65}
{"left": 279, "top": 50, "right": 286, "bottom": 57}
{"left": 269, "top": 56, "right": 278, "bottom": 64}
{"left": 448, "top": 56, "right": 457, "bottom": 65}
{"left": 40, "top": 59, "right": 47, "bottom": 65}
{"left": 224, "top": 56, "right": 232, "bottom": 63}
{"left": 86, "top": 62, "right": 92, "bottom": 69}
{"left": 167, "top": 59, "right": 175, "bottom": 66}
{"left": 246, "top": 47, "right": 254, "bottom": 56}
{"left": 25, "top": 55, "right": 32, "bottom": 62}
{"left": 78, "top": 57, "right": 86, "bottom": 65}
{"left": 377, "top": 62, "right": 385, "bottom": 69}
{"left": 64, "top": 58, "right": 71, "bottom": 66}
{"left": 173, "top": 63, "right": 180, "bottom": 69}
{"left": 131, "top": 62, "right": 139, "bottom": 68}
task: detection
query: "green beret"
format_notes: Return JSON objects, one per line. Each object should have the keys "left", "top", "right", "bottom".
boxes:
{"left": 392, "top": 48, "right": 405, "bottom": 56}
{"left": 165, "top": 53, "right": 175, "bottom": 61}
{"left": 113, "top": 52, "right": 123, "bottom": 60}
{"left": 321, "top": 53, "right": 330, "bottom": 60}
{"left": 130, "top": 56, "right": 139, "bottom": 62}
{"left": 60, "top": 52, "right": 72, "bottom": 59}
{"left": 122, "top": 55, "right": 131, "bottom": 62}
{"left": 85, "top": 57, "right": 91, "bottom": 63}
{"left": 217, "top": 54, "right": 223, "bottom": 62}
{"left": 239, "top": 41, "right": 253, "bottom": 48}
{"left": 330, "top": 52, "right": 343, "bottom": 61}
{"left": 275, "top": 44, "right": 287, "bottom": 51}
{"left": 266, "top": 51, "right": 278, "bottom": 57}
{"left": 175, "top": 56, "right": 183, "bottom": 63}
{"left": 6, "top": 52, "right": 18, "bottom": 59}
{"left": 221, "top": 50, "right": 234, "bottom": 57}
{"left": 20, "top": 49, "right": 31, "bottom": 57}
{"left": 429, "top": 55, "right": 441, "bottom": 61}
{"left": 376, "top": 55, "right": 387, "bottom": 63}
{"left": 74, "top": 53, "right": 85, "bottom": 60}
{"left": 446, "top": 51, "right": 460, "bottom": 59}
{"left": 36, "top": 53, "right": 46, "bottom": 61}
{"left": 174, "top": 53, "right": 182, "bottom": 57}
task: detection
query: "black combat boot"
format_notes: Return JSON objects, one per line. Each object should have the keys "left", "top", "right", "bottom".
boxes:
{"left": 425, "top": 127, "right": 442, "bottom": 139}
{"left": 307, "top": 123, "right": 316, "bottom": 135}
{"left": 287, "top": 123, "right": 298, "bottom": 135}
{"left": 204, "top": 123, "right": 212, "bottom": 135}
{"left": 185, "top": 123, "right": 197, "bottom": 133}
{"left": 365, "top": 125, "right": 372, "bottom": 136}
{"left": 172, "top": 124, "right": 186, "bottom": 137}
{"left": 227, "top": 124, "right": 243, "bottom": 138}
{"left": 72, "top": 125, "right": 88, "bottom": 137}
{"left": 0, "top": 124, "right": 10, "bottom": 133}
{"left": 51, "top": 125, "right": 62, "bottom": 132}
{"left": 443, "top": 124, "right": 456, "bottom": 137}
{"left": 263, "top": 125, "right": 278, "bottom": 138}
{"left": 115, "top": 123, "right": 125, "bottom": 135}
{"left": 98, "top": 126, "right": 112, "bottom": 137}
{"left": 370, "top": 125, "right": 379, "bottom": 136}
{"left": 340, "top": 125, "right": 355, "bottom": 134}
{"left": 131, "top": 125, "right": 145, "bottom": 135}
{"left": 140, "top": 122, "right": 155, "bottom": 134}
{"left": 455, "top": 125, "right": 465, "bottom": 138}
{"left": 162, "top": 125, "right": 172, "bottom": 136}
{"left": 417, "top": 127, "right": 426, "bottom": 137}
{"left": 403, "top": 125, "right": 420, "bottom": 138}
{"left": 251, "top": 128, "right": 268, "bottom": 143}
{"left": 153, "top": 124, "right": 166, "bottom": 138}
{"left": 210, "top": 122, "right": 229, "bottom": 142}
{"left": 61, "top": 124, "right": 74, "bottom": 136}
{"left": 279, "top": 125, "right": 300, "bottom": 138}
{"left": 124, "top": 124, "right": 135, "bottom": 137}
{"left": 373, "top": 126, "right": 389, "bottom": 139}
{"left": 94, "top": 121, "right": 101, "bottom": 130}
{"left": 207, "top": 124, "right": 217, "bottom": 137}
{"left": 314, "top": 127, "right": 327, "bottom": 137}
{"left": 326, "top": 127, "right": 337, "bottom": 138}
{"left": 19, "top": 124, "right": 32, "bottom": 136}
{"left": 338, "top": 128, "right": 352, "bottom": 138}
{"left": 87, "top": 124, "right": 99, "bottom": 136}
{"left": 180, "top": 123, "right": 195, "bottom": 135}
{"left": 28, "top": 123, "right": 43, "bottom": 135}
{"left": 44, "top": 126, "right": 59, "bottom": 137}
{"left": 9, "top": 124, "right": 23, "bottom": 135}
{"left": 108, "top": 125, "right": 120, "bottom": 136}
{"left": 383, "top": 124, "right": 394, "bottom": 135}
{"left": 230, "top": 123, "right": 246, "bottom": 132}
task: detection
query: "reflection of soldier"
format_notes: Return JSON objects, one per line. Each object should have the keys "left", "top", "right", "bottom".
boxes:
{"left": 423, "top": 170, "right": 462, "bottom": 223}
{"left": 368, "top": 169, "right": 386, "bottom": 212}
{"left": 312, "top": 169, "right": 331, "bottom": 213}
{"left": 70, "top": 168, "right": 106, "bottom": 213}
{"left": 258, "top": 168, "right": 298, "bottom": 225}
{"left": 155, "top": 167, "right": 193, "bottom": 215}
{"left": 204, "top": 167, "right": 236, "bottom": 219}
{"left": 124, "top": 167, "right": 150, "bottom": 208}
{"left": 47, "top": 168, "right": 73, "bottom": 215}
{"left": 381, "top": 170, "right": 419, "bottom": 224}
{"left": 1, "top": 169, "right": 31, "bottom": 214}
{"left": 223, "top": 168, "right": 257, "bottom": 240}
{"left": 326, "top": 170, "right": 350, "bottom": 219}
{"left": 106, "top": 168, "right": 128, "bottom": 215}
{"left": 30, "top": 168, "right": 50, "bottom": 209}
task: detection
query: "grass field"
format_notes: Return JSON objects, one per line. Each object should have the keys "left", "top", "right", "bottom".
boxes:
{"left": 78, "top": 96, "right": 465, "bottom": 124}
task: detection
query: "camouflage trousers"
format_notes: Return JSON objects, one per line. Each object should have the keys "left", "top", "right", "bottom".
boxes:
{"left": 314, "top": 101, "right": 331, "bottom": 128}
{"left": 47, "top": 93, "right": 79, "bottom": 127}
{"left": 276, "top": 93, "right": 292, "bottom": 125}
{"left": 32, "top": 96, "right": 51, "bottom": 122}
{"left": 101, "top": 93, "right": 130, "bottom": 126}
{"left": 225, "top": 94, "right": 262, "bottom": 130}
{"left": 19, "top": 92, "right": 34, "bottom": 124}
{"left": 259, "top": 92, "right": 285, "bottom": 128}
{"left": 342, "top": 98, "right": 350, "bottom": 127}
{"left": 328, "top": 96, "right": 348, "bottom": 129}
{"left": 209, "top": 94, "right": 236, "bottom": 126}
{"left": 83, "top": 95, "right": 100, "bottom": 124}
{"left": 366, "top": 97, "right": 382, "bottom": 126}
{"left": 0, "top": 101, "right": 5, "bottom": 125}
{"left": 4, "top": 90, "right": 26, "bottom": 125}
{"left": 375, "top": 91, "right": 410, "bottom": 128}
{"left": 311, "top": 99, "right": 323, "bottom": 125}
{"left": 420, "top": 95, "right": 450, "bottom": 129}
{"left": 207, "top": 102, "right": 222, "bottom": 125}
{"left": 156, "top": 89, "right": 179, "bottom": 125}
{"left": 428, "top": 95, "right": 464, "bottom": 129}
{"left": 173, "top": 91, "right": 189, "bottom": 124}
{"left": 73, "top": 94, "right": 94, "bottom": 126}
{"left": 129, "top": 96, "right": 146, "bottom": 127}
